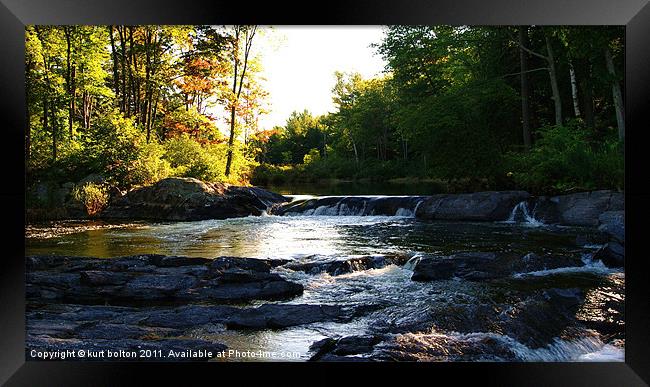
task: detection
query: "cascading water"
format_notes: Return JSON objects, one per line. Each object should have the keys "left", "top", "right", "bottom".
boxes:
{"left": 506, "top": 201, "right": 544, "bottom": 226}
{"left": 281, "top": 196, "right": 426, "bottom": 217}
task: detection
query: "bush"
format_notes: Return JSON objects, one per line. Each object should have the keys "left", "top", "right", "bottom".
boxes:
{"left": 129, "top": 142, "right": 172, "bottom": 187}
{"left": 506, "top": 123, "right": 624, "bottom": 194}
{"left": 71, "top": 182, "right": 109, "bottom": 217}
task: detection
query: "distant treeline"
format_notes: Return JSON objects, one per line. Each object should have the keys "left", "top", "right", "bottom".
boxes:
{"left": 251, "top": 26, "right": 624, "bottom": 194}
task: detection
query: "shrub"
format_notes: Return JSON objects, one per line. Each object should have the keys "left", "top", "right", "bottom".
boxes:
{"left": 128, "top": 142, "right": 172, "bottom": 187}
{"left": 506, "top": 123, "right": 624, "bottom": 194}
{"left": 71, "top": 182, "right": 110, "bottom": 217}
{"left": 163, "top": 135, "right": 225, "bottom": 182}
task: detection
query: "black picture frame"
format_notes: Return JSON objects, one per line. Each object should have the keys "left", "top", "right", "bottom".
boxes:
{"left": 1, "top": 0, "right": 649, "bottom": 385}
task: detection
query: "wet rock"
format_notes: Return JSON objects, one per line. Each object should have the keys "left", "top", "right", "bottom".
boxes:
{"left": 598, "top": 211, "right": 624, "bottom": 243}
{"left": 410, "top": 252, "right": 583, "bottom": 282}
{"left": 224, "top": 304, "right": 347, "bottom": 329}
{"left": 309, "top": 335, "right": 382, "bottom": 361}
{"left": 283, "top": 254, "right": 411, "bottom": 276}
{"left": 101, "top": 177, "right": 288, "bottom": 221}
{"left": 415, "top": 191, "right": 530, "bottom": 221}
{"left": 371, "top": 332, "right": 519, "bottom": 362}
{"left": 275, "top": 196, "right": 426, "bottom": 216}
{"left": 541, "top": 190, "right": 624, "bottom": 227}
{"left": 28, "top": 303, "right": 350, "bottom": 334}
{"left": 27, "top": 254, "right": 303, "bottom": 304}
{"left": 592, "top": 242, "right": 624, "bottom": 268}
{"left": 499, "top": 288, "right": 584, "bottom": 348}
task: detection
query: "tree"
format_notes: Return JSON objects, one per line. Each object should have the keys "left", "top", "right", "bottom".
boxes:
{"left": 519, "top": 27, "right": 532, "bottom": 149}
{"left": 224, "top": 25, "right": 258, "bottom": 176}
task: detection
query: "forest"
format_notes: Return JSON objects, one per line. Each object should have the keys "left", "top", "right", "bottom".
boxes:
{"left": 26, "top": 25, "right": 625, "bottom": 209}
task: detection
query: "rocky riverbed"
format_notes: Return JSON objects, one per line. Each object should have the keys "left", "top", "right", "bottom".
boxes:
{"left": 25, "top": 181, "right": 625, "bottom": 362}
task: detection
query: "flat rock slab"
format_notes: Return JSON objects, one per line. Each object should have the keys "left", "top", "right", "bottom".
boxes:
{"left": 27, "top": 255, "right": 303, "bottom": 304}
{"left": 410, "top": 251, "right": 583, "bottom": 282}
{"left": 26, "top": 301, "right": 353, "bottom": 361}
{"left": 415, "top": 191, "right": 530, "bottom": 221}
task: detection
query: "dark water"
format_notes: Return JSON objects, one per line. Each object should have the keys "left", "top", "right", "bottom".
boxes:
{"left": 25, "top": 195, "right": 624, "bottom": 362}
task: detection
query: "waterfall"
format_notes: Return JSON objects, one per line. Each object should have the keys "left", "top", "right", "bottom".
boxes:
{"left": 280, "top": 196, "right": 428, "bottom": 217}
{"left": 395, "top": 198, "right": 426, "bottom": 218}
{"left": 403, "top": 254, "right": 422, "bottom": 270}
{"left": 507, "top": 201, "right": 544, "bottom": 226}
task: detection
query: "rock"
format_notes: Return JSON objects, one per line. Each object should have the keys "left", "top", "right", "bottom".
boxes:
{"left": 410, "top": 251, "right": 583, "bottom": 282}
{"left": 598, "top": 211, "right": 624, "bottom": 243}
{"left": 411, "top": 252, "right": 498, "bottom": 281}
{"left": 282, "top": 254, "right": 411, "bottom": 276}
{"left": 548, "top": 190, "right": 623, "bottom": 227}
{"left": 101, "top": 177, "right": 288, "bottom": 221}
{"left": 28, "top": 303, "right": 350, "bottom": 337}
{"left": 592, "top": 242, "right": 624, "bottom": 268}
{"left": 415, "top": 191, "right": 530, "bottom": 221}
{"left": 26, "top": 254, "right": 303, "bottom": 304}
{"left": 224, "top": 304, "right": 347, "bottom": 329}
{"left": 274, "top": 196, "right": 427, "bottom": 216}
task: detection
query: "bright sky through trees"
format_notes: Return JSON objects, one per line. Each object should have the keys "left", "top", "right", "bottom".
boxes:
{"left": 257, "top": 26, "right": 387, "bottom": 129}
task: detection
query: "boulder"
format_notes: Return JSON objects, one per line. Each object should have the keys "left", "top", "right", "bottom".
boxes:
{"left": 282, "top": 254, "right": 411, "bottom": 276}
{"left": 410, "top": 251, "right": 583, "bottom": 282}
{"left": 545, "top": 190, "right": 623, "bottom": 227}
{"left": 26, "top": 254, "right": 303, "bottom": 304}
{"left": 415, "top": 191, "right": 530, "bottom": 221}
{"left": 598, "top": 211, "right": 625, "bottom": 243}
{"left": 101, "top": 177, "right": 288, "bottom": 221}
{"left": 592, "top": 242, "right": 624, "bottom": 268}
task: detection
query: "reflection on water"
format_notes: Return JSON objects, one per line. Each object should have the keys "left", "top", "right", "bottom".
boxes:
{"left": 25, "top": 216, "right": 596, "bottom": 260}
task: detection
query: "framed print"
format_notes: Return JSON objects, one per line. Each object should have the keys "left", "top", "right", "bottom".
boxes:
{"left": 1, "top": 0, "right": 649, "bottom": 385}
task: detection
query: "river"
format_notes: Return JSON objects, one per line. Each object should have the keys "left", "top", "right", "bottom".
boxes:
{"left": 25, "top": 191, "right": 625, "bottom": 362}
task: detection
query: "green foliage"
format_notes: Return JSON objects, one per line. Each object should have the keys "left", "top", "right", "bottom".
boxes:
{"left": 163, "top": 135, "right": 225, "bottom": 182}
{"left": 506, "top": 123, "right": 624, "bottom": 193}
{"left": 303, "top": 148, "right": 321, "bottom": 165}
{"left": 71, "top": 182, "right": 109, "bottom": 216}
{"left": 163, "top": 135, "right": 256, "bottom": 184}
{"left": 26, "top": 25, "right": 625, "bottom": 199}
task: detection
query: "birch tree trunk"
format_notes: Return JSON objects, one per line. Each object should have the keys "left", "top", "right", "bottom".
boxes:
{"left": 604, "top": 48, "right": 625, "bottom": 142}
{"left": 569, "top": 62, "right": 581, "bottom": 118}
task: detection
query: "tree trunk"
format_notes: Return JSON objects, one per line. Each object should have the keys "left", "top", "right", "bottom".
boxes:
{"left": 569, "top": 61, "right": 581, "bottom": 118}
{"left": 129, "top": 26, "right": 140, "bottom": 125}
{"left": 604, "top": 47, "right": 625, "bottom": 142}
{"left": 65, "top": 27, "right": 74, "bottom": 137}
{"left": 518, "top": 27, "right": 532, "bottom": 149}
{"left": 50, "top": 99, "right": 57, "bottom": 161}
{"left": 545, "top": 33, "right": 562, "bottom": 126}
{"left": 576, "top": 58, "right": 595, "bottom": 129}
{"left": 118, "top": 27, "right": 128, "bottom": 114}
{"left": 108, "top": 26, "right": 120, "bottom": 102}
{"left": 225, "top": 29, "right": 241, "bottom": 177}
{"left": 42, "top": 95, "right": 48, "bottom": 158}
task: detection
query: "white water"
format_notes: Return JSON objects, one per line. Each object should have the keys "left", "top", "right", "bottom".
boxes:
{"left": 512, "top": 253, "right": 619, "bottom": 278}
{"left": 506, "top": 201, "right": 545, "bottom": 227}
{"left": 393, "top": 330, "right": 623, "bottom": 362}
{"left": 286, "top": 196, "right": 426, "bottom": 218}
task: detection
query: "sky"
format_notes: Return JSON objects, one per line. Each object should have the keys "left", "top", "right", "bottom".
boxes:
{"left": 254, "top": 26, "right": 387, "bottom": 130}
